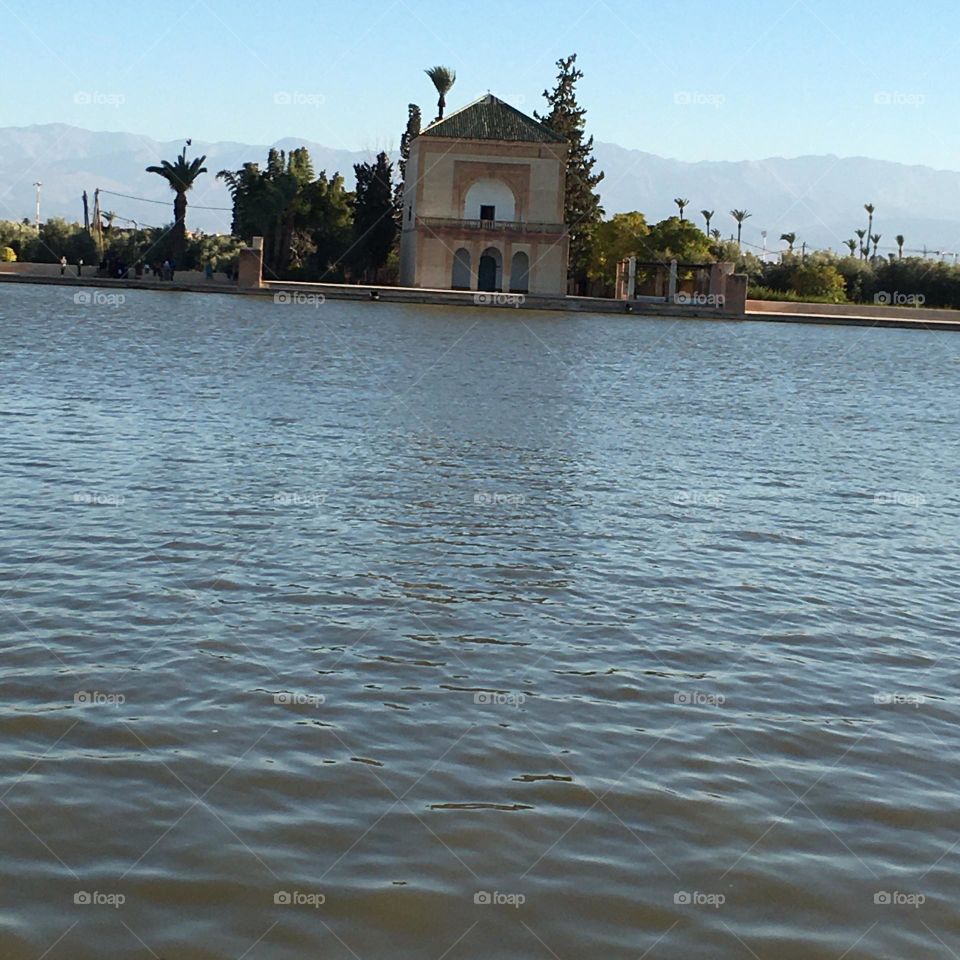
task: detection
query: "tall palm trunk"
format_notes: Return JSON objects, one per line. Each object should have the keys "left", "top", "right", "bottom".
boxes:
{"left": 173, "top": 190, "right": 187, "bottom": 262}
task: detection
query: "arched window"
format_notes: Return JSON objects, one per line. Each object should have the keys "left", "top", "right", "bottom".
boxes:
{"left": 464, "top": 180, "right": 516, "bottom": 222}
{"left": 478, "top": 247, "right": 503, "bottom": 292}
{"left": 452, "top": 248, "right": 471, "bottom": 290}
{"left": 510, "top": 251, "right": 529, "bottom": 293}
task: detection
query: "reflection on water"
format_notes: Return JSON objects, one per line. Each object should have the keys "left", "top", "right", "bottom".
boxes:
{"left": 1, "top": 283, "right": 958, "bottom": 959}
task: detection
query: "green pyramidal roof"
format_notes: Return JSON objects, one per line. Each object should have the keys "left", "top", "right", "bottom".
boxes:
{"left": 421, "top": 94, "right": 567, "bottom": 144}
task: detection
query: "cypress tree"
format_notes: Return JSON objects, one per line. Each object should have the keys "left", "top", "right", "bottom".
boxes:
{"left": 536, "top": 54, "right": 605, "bottom": 294}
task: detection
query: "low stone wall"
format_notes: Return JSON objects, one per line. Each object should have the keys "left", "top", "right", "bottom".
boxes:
{"left": 748, "top": 299, "right": 960, "bottom": 323}
{"left": 0, "top": 261, "right": 231, "bottom": 285}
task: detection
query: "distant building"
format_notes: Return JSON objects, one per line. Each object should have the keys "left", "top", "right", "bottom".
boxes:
{"left": 399, "top": 95, "right": 569, "bottom": 296}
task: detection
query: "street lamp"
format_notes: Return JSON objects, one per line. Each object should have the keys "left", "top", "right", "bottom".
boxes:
{"left": 33, "top": 181, "right": 42, "bottom": 231}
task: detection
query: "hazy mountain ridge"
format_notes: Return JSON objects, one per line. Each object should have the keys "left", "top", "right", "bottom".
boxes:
{"left": 2, "top": 123, "right": 959, "bottom": 251}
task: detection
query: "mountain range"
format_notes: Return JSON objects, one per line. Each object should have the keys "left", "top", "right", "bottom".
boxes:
{"left": 2, "top": 123, "right": 960, "bottom": 256}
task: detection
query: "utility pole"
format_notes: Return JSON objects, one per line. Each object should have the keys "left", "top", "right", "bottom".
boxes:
{"left": 82, "top": 191, "right": 90, "bottom": 231}
{"left": 33, "top": 181, "right": 42, "bottom": 231}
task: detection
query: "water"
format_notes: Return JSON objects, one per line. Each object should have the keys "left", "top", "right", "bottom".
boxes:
{"left": 1, "top": 282, "right": 958, "bottom": 959}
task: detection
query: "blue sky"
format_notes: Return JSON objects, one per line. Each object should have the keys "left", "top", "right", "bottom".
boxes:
{"left": 4, "top": 0, "right": 960, "bottom": 168}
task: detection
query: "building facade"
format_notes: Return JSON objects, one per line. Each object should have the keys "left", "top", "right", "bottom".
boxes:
{"left": 399, "top": 95, "right": 569, "bottom": 297}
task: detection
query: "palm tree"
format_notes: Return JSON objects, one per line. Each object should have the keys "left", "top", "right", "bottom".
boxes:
{"left": 780, "top": 232, "right": 797, "bottom": 252}
{"left": 730, "top": 209, "right": 752, "bottom": 248}
{"left": 146, "top": 145, "right": 208, "bottom": 262}
{"left": 701, "top": 209, "right": 714, "bottom": 235}
{"left": 102, "top": 210, "right": 117, "bottom": 233}
{"left": 871, "top": 233, "right": 881, "bottom": 259}
{"left": 855, "top": 228, "right": 867, "bottom": 259}
{"left": 864, "top": 203, "right": 875, "bottom": 258}
{"left": 674, "top": 197, "right": 689, "bottom": 221}
{"left": 425, "top": 66, "right": 456, "bottom": 121}
{"left": 710, "top": 229, "right": 721, "bottom": 241}
{"left": 896, "top": 234, "right": 905, "bottom": 258}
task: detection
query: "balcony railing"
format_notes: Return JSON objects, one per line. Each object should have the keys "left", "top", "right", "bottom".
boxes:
{"left": 417, "top": 217, "right": 566, "bottom": 235}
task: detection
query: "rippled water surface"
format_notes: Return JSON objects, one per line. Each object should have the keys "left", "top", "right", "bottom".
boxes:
{"left": 1, "top": 282, "right": 959, "bottom": 958}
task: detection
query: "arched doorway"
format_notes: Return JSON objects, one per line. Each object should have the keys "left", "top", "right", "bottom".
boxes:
{"left": 452, "top": 248, "right": 471, "bottom": 289}
{"left": 478, "top": 247, "right": 502, "bottom": 292}
{"left": 510, "top": 251, "right": 529, "bottom": 293}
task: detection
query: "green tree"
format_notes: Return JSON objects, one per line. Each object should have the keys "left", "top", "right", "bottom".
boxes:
{"left": 780, "top": 232, "right": 797, "bottom": 252}
{"left": 396, "top": 103, "right": 422, "bottom": 210}
{"left": 895, "top": 234, "right": 905, "bottom": 258}
{"left": 350, "top": 151, "right": 397, "bottom": 282}
{"left": 730, "top": 209, "right": 751, "bottom": 248}
{"left": 146, "top": 146, "right": 208, "bottom": 263}
{"left": 674, "top": 197, "right": 689, "bottom": 221}
{"left": 425, "top": 66, "right": 456, "bottom": 121}
{"left": 639, "top": 216, "right": 713, "bottom": 263}
{"left": 871, "top": 233, "right": 881, "bottom": 259}
{"left": 587, "top": 211, "right": 649, "bottom": 293}
{"left": 844, "top": 238, "right": 858, "bottom": 257}
{"left": 701, "top": 209, "right": 714, "bottom": 236}
{"left": 536, "top": 54, "right": 605, "bottom": 294}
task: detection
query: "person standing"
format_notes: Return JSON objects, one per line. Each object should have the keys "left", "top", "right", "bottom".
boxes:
{"left": 77, "top": 258, "right": 83, "bottom": 277}
{"left": 59, "top": 255, "right": 67, "bottom": 276}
